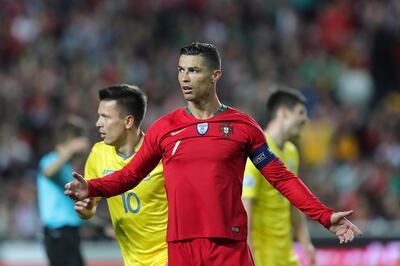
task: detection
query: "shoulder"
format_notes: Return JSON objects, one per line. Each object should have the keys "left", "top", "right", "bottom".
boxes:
{"left": 224, "top": 107, "right": 261, "bottom": 128}
{"left": 154, "top": 107, "right": 185, "bottom": 125}
{"left": 222, "top": 107, "right": 263, "bottom": 140}
{"left": 284, "top": 141, "right": 300, "bottom": 162}
{"left": 147, "top": 107, "right": 186, "bottom": 134}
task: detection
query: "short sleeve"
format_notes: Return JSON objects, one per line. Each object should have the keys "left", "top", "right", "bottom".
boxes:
{"left": 85, "top": 147, "right": 99, "bottom": 180}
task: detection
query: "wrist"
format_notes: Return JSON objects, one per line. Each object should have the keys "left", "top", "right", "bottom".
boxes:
{"left": 78, "top": 211, "right": 94, "bottom": 219}
{"left": 76, "top": 205, "right": 96, "bottom": 219}
{"left": 87, "top": 180, "right": 92, "bottom": 197}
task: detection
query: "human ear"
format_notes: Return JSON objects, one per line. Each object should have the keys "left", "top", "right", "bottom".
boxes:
{"left": 125, "top": 115, "right": 135, "bottom": 129}
{"left": 212, "top": 70, "right": 221, "bottom": 83}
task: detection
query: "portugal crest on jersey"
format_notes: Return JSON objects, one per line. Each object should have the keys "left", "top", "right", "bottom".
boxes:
{"left": 220, "top": 122, "right": 233, "bottom": 138}
{"left": 196, "top": 122, "right": 209, "bottom": 135}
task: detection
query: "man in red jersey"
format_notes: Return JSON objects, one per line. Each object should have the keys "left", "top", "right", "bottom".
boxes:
{"left": 65, "top": 42, "right": 362, "bottom": 266}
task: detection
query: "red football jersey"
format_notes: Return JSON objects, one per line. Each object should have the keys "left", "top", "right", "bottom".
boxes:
{"left": 88, "top": 106, "right": 333, "bottom": 241}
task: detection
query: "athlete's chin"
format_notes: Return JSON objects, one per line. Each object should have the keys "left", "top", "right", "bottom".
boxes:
{"left": 103, "top": 138, "right": 113, "bottom": 146}
{"left": 182, "top": 94, "right": 196, "bottom": 101}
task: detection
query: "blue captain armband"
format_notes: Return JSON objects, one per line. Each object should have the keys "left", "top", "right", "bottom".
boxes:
{"left": 249, "top": 144, "right": 277, "bottom": 169}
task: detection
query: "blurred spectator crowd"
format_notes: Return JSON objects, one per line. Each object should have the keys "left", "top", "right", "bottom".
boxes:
{"left": 0, "top": 0, "right": 399, "bottom": 240}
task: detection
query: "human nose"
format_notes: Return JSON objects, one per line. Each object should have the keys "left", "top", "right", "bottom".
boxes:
{"left": 181, "top": 71, "right": 190, "bottom": 82}
{"left": 95, "top": 117, "right": 102, "bottom": 127}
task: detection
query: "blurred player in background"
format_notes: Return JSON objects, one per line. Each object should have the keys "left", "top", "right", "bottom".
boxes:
{"left": 243, "top": 89, "right": 315, "bottom": 266}
{"left": 65, "top": 42, "right": 362, "bottom": 266}
{"left": 37, "top": 116, "right": 89, "bottom": 266}
{"left": 74, "top": 84, "right": 168, "bottom": 265}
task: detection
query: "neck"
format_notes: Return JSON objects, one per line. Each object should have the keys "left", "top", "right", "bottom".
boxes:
{"left": 265, "top": 121, "right": 287, "bottom": 149}
{"left": 187, "top": 95, "right": 222, "bottom": 120}
{"left": 116, "top": 130, "right": 142, "bottom": 157}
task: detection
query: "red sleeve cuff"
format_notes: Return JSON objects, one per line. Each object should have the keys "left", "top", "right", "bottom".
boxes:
{"left": 87, "top": 180, "right": 96, "bottom": 197}
{"left": 320, "top": 209, "right": 334, "bottom": 229}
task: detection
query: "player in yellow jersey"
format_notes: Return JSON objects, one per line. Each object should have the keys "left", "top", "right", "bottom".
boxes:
{"left": 243, "top": 88, "right": 316, "bottom": 266}
{"left": 73, "top": 84, "right": 168, "bottom": 266}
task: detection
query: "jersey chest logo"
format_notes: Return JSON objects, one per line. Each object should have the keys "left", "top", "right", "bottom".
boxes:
{"left": 220, "top": 122, "right": 233, "bottom": 138}
{"left": 196, "top": 122, "right": 209, "bottom": 135}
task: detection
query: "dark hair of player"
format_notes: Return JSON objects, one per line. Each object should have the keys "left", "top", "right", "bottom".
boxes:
{"left": 99, "top": 84, "right": 147, "bottom": 127}
{"left": 180, "top": 42, "right": 221, "bottom": 71}
{"left": 266, "top": 88, "right": 306, "bottom": 124}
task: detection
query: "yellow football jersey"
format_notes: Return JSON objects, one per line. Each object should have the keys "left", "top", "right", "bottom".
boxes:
{"left": 85, "top": 139, "right": 168, "bottom": 266}
{"left": 243, "top": 134, "right": 300, "bottom": 266}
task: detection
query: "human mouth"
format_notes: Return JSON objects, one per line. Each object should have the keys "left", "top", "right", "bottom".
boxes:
{"left": 182, "top": 86, "right": 192, "bottom": 94}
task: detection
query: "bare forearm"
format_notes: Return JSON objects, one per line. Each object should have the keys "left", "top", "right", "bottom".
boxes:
{"left": 292, "top": 206, "right": 312, "bottom": 245}
{"left": 43, "top": 152, "right": 73, "bottom": 178}
{"left": 88, "top": 150, "right": 160, "bottom": 198}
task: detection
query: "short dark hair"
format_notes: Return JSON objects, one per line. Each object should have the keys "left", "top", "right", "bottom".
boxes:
{"left": 98, "top": 84, "right": 147, "bottom": 127}
{"left": 266, "top": 88, "right": 306, "bottom": 124}
{"left": 56, "top": 116, "right": 87, "bottom": 143}
{"left": 180, "top": 42, "right": 221, "bottom": 70}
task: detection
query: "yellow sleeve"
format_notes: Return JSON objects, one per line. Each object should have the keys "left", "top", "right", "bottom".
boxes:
{"left": 83, "top": 145, "right": 102, "bottom": 206}
{"left": 242, "top": 158, "right": 260, "bottom": 199}
{"left": 84, "top": 146, "right": 99, "bottom": 180}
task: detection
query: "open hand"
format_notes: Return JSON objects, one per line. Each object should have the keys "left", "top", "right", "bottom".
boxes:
{"left": 65, "top": 172, "right": 89, "bottom": 201}
{"left": 329, "top": 210, "right": 363, "bottom": 244}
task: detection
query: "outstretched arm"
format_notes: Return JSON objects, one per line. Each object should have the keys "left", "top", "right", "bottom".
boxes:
{"left": 65, "top": 129, "right": 162, "bottom": 200}
{"left": 249, "top": 144, "right": 362, "bottom": 242}
{"left": 65, "top": 149, "right": 160, "bottom": 200}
